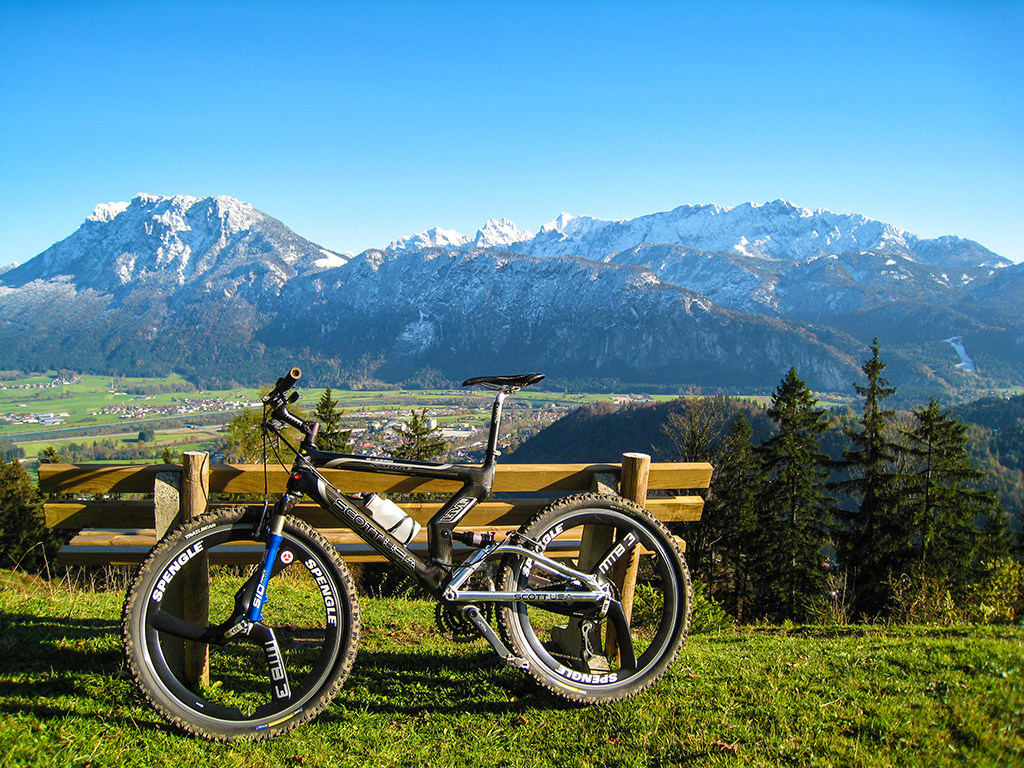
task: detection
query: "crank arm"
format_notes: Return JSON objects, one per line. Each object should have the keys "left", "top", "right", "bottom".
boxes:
{"left": 461, "top": 605, "right": 528, "bottom": 670}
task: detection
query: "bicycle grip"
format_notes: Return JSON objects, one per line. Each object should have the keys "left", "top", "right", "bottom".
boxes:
{"left": 275, "top": 367, "right": 302, "bottom": 393}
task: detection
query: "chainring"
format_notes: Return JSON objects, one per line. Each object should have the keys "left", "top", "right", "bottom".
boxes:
{"left": 435, "top": 601, "right": 494, "bottom": 643}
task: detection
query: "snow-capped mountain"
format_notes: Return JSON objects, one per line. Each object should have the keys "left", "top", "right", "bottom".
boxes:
{"left": 391, "top": 200, "right": 1010, "bottom": 268}
{"left": 388, "top": 218, "right": 532, "bottom": 252}
{"left": 472, "top": 218, "right": 534, "bottom": 248}
{"left": 0, "top": 194, "right": 1019, "bottom": 396}
{"left": 271, "top": 247, "right": 864, "bottom": 391}
{"left": 4, "top": 194, "right": 347, "bottom": 295}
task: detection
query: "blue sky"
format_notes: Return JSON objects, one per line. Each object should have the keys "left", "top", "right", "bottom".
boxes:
{"left": 1, "top": 0, "right": 1021, "bottom": 266}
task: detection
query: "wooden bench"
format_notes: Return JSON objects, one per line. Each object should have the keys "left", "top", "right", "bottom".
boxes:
{"left": 41, "top": 452, "right": 711, "bottom": 567}
{"left": 42, "top": 451, "right": 710, "bottom": 685}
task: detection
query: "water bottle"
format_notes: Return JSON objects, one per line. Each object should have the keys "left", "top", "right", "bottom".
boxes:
{"left": 361, "top": 493, "right": 421, "bottom": 545}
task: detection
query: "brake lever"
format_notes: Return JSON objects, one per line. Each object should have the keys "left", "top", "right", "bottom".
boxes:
{"left": 263, "top": 418, "right": 286, "bottom": 434}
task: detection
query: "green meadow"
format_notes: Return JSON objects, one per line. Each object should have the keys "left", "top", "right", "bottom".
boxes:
{"left": 1, "top": 569, "right": 1021, "bottom": 767}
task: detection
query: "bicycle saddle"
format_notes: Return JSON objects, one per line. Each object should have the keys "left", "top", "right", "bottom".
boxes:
{"left": 462, "top": 372, "right": 545, "bottom": 390}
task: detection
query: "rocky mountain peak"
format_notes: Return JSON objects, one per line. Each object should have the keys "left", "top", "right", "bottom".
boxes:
{"left": 2, "top": 194, "right": 344, "bottom": 292}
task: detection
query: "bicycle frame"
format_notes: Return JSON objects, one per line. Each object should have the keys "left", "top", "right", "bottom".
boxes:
{"left": 249, "top": 378, "right": 636, "bottom": 658}
{"left": 264, "top": 384, "right": 511, "bottom": 588}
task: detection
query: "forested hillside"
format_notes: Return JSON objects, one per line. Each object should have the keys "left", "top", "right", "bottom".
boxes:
{"left": 508, "top": 352, "right": 1023, "bottom": 624}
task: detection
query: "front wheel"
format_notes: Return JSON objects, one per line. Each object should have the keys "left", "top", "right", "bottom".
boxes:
{"left": 122, "top": 507, "right": 360, "bottom": 741}
{"left": 496, "top": 493, "right": 691, "bottom": 703}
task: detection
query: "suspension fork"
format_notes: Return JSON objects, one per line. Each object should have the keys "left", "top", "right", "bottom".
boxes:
{"left": 245, "top": 492, "right": 299, "bottom": 623}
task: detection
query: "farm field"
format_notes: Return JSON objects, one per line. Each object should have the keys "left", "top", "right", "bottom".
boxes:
{"left": 0, "top": 371, "right": 674, "bottom": 465}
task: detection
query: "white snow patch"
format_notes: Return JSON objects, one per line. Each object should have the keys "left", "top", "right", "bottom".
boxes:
{"left": 89, "top": 201, "right": 130, "bottom": 222}
{"left": 315, "top": 249, "right": 348, "bottom": 268}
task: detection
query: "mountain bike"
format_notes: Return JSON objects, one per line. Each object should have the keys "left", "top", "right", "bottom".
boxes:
{"left": 122, "top": 367, "right": 692, "bottom": 741}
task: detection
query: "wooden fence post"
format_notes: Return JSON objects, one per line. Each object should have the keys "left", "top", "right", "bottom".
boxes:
{"left": 617, "top": 452, "right": 650, "bottom": 621}
{"left": 180, "top": 452, "right": 211, "bottom": 687}
{"left": 153, "top": 469, "right": 180, "bottom": 540}
{"left": 606, "top": 452, "right": 650, "bottom": 661}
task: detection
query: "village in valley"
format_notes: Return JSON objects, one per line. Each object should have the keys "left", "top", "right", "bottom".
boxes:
{"left": 0, "top": 370, "right": 613, "bottom": 467}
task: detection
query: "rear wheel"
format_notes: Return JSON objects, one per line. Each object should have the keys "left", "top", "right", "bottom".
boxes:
{"left": 497, "top": 493, "right": 691, "bottom": 702}
{"left": 122, "top": 507, "right": 360, "bottom": 741}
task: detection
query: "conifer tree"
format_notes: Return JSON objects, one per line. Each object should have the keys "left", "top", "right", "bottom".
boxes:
{"left": 707, "top": 413, "right": 763, "bottom": 620}
{"left": 752, "top": 367, "right": 835, "bottom": 622}
{"left": 0, "top": 459, "right": 60, "bottom": 572}
{"left": 313, "top": 387, "right": 352, "bottom": 453}
{"left": 898, "top": 397, "right": 1007, "bottom": 586}
{"left": 391, "top": 408, "right": 448, "bottom": 461}
{"left": 833, "top": 339, "right": 903, "bottom": 616}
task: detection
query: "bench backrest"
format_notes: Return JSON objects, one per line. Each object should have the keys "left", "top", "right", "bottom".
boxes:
{"left": 40, "top": 452, "right": 711, "bottom": 565}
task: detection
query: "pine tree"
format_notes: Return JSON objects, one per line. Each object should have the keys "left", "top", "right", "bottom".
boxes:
{"left": 313, "top": 387, "right": 352, "bottom": 453}
{"left": 391, "top": 408, "right": 448, "bottom": 461}
{"left": 752, "top": 368, "right": 835, "bottom": 622}
{"left": 707, "top": 413, "right": 763, "bottom": 621}
{"left": 898, "top": 397, "right": 1007, "bottom": 587}
{"left": 833, "top": 339, "right": 903, "bottom": 616}
{"left": 0, "top": 459, "right": 61, "bottom": 572}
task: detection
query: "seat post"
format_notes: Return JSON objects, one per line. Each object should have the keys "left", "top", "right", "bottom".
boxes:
{"left": 483, "top": 389, "right": 509, "bottom": 467}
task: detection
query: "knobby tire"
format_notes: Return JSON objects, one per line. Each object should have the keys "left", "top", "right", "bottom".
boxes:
{"left": 496, "top": 493, "right": 691, "bottom": 703}
{"left": 122, "top": 507, "right": 360, "bottom": 741}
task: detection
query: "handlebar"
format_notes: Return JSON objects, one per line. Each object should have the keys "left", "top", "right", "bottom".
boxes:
{"left": 269, "top": 367, "right": 302, "bottom": 398}
{"left": 263, "top": 367, "right": 314, "bottom": 437}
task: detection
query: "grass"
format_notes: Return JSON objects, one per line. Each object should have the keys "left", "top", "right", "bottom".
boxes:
{"left": 1, "top": 570, "right": 1022, "bottom": 768}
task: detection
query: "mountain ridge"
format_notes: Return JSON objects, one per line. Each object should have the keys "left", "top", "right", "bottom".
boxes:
{"left": 388, "top": 199, "right": 1011, "bottom": 268}
{"left": 0, "top": 194, "right": 1019, "bottom": 398}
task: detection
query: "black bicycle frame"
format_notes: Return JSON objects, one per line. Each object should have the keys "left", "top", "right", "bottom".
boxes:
{"left": 267, "top": 388, "right": 513, "bottom": 595}
{"left": 251, "top": 377, "right": 637, "bottom": 666}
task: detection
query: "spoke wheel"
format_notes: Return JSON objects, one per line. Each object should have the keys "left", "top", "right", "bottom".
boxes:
{"left": 122, "top": 508, "right": 359, "bottom": 741}
{"left": 496, "top": 494, "right": 691, "bottom": 702}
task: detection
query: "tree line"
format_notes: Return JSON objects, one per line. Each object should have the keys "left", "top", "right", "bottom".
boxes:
{"left": 670, "top": 340, "right": 1020, "bottom": 624}
{"left": 2, "top": 345, "right": 1020, "bottom": 623}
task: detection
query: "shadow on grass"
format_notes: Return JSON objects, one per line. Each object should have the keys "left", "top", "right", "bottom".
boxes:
{"left": 0, "top": 612, "right": 122, "bottom": 670}
{"left": 321, "top": 647, "right": 573, "bottom": 718}
{"left": 0, "top": 611, "right": 577, "bottom": 729}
